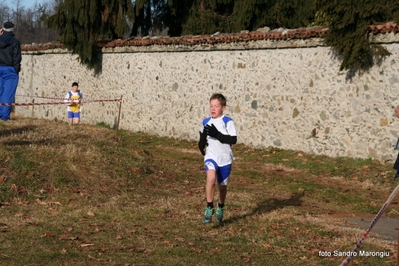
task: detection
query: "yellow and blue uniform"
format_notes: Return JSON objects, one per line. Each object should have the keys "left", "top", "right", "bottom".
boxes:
{"left": 65, "top": 90, "right": 82, "bottom": 118}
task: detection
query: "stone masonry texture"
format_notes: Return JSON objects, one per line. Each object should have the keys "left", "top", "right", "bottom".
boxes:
{"left": 15, "top": 35, "right": 399, "bottom": 162}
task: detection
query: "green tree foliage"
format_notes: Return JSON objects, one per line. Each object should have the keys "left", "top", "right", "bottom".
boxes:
{"left": 309, "top": 11, "right": 331, "bottom": 27}
{"left": 47, "top": 0, "right": 171, "bottom": 69}
{"left": 126, "top": 0, "right": 168, "bottom": 37}
{"left": 131, "top": 0, "right": 150, "bottom": 36}
{"left": 44, "top": 0, "right": 399, "bottom": 77}
{"left": 175, "top": 0, "right": 316, "bottom": 36}
{"left": 316, "top": 0, "right": 399, "bottom": 75}
{"left": 46, "top": 0, "right": 135, "bottom": 69}
{"left": 180, "top": 0, "right": 236, "bottom": 35}
{"left": 164, "top": 0, "right": 194, "bottom": 36}
{"left": 240, "top": 0, "right": 315, "bottom": 31}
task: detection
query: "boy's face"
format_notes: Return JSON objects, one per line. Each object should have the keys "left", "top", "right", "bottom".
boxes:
{"left": 210, "top": 99, "right": 226, "bottom": 119}
{"left": 72, "top": 85, "right": 78, "bottom": 92}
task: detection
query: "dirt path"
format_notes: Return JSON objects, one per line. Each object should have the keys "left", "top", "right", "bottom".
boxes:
{"left": 346, "top": 215, "right": 399, "bottom": 241}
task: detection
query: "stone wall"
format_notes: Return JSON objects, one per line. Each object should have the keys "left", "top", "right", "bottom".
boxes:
{"left": 15, "top": 34, "right": 399, "bottom": 161}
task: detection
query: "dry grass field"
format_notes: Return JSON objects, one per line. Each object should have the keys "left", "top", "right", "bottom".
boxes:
{"left": 0, "top": 116, "right": 398, "bottom": 265}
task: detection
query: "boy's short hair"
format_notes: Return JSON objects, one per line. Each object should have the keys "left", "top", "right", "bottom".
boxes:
{"left": 72, "top": 82, "right": 79, "bottom": 87}
{"left": 210, "top": 93, "right": 227, "bottom": 106}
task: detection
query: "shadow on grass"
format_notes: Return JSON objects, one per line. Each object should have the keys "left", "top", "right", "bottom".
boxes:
{"left": 0, "top": 125, "right": 46, "bottom": 146}
{"left": 0, "top": 125, "right": 90, "bottom": 147}
{"left": 0, "top": 126, "right": 63, "bottom": 146}
{"left": 0, "top": 125, "right": 37, "bottom": 137}
{"left": 216, "top": 192, "right": 304, "bottom": 227}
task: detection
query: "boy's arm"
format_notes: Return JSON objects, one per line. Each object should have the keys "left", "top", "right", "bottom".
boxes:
{"left": 64, "top": 93, "right": 71, "bottom": 104}
{"left": 198, "top": 131, "right": 207, "bottom": 155}
{"left": 204, "top": 124, "right": 237, "bottom": 145}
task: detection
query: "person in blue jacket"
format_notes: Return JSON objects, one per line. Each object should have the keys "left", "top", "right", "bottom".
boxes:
{"left": 0, "top": 21, "right": 21, "bottom": 121}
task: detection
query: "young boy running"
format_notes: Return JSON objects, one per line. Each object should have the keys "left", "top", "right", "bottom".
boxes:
{"left": 64, "top": 82, "right": 83, "bottom": 125}
{"left": 198, "top": 93, "right": 237, "bottom": 223}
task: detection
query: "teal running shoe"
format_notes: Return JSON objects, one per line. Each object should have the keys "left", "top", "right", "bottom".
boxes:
{"left": 203, "top": 207, "right": 214, "bottom": 223}
{"left": 215, "top": 201, "right": 224, "bottom": 223}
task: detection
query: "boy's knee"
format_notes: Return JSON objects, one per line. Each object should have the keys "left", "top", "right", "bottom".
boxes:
{"left": 218, "top": 184, "right": 227, "bottom": 190}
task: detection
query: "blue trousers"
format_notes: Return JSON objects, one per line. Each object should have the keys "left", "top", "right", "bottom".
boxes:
{"left": 0, "top": 66, "right": 19, "bottom": 120}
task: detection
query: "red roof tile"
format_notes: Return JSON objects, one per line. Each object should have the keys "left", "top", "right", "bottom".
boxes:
{"left": 20, "top": 23, "right": 398, "bottom": 52}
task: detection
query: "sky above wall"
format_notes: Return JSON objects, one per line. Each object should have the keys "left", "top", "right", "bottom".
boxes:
{"left": 3, "top": 0, "right": 44, "bottom": 9}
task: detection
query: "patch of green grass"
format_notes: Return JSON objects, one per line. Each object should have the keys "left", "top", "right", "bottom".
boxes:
{"left": 95, "top": 121, "right": 111, "bottom": 128}
{"left": 12, "top": 151, "right": 37, "bottom": 173}
{"left": 0, "top": 117, "right": 397, "bottom": 266}
{"left": 236, "top": 146, "right": 382, "bottom": 181}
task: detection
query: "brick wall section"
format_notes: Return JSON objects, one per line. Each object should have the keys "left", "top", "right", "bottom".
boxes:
{"left": 15, "top": 30, "right": 399, "bottom": 161}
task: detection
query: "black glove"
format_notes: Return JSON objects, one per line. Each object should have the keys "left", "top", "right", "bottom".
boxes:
{"left": 204, "top": 124, "right": 220, "bottom": 139}
{"left": 198, "top": 131, "right": 207, "bottom": 155}
{"left": 204, "top": 123, "right": 237, "bottom": 145}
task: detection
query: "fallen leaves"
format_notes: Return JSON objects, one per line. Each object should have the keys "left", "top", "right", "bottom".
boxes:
{"left": 0, "top": 176, "right": 7, "bottom": 183}
{"left": 10, "top": 184, "right": 27, "bottom": 194}
{"left": 58, "top": 235, "right": 76, "bottom": 240}
{"left": 80, "top": 243, "right": 94, "bottom": 248}
{"left": 0, "top": 223, "right": 8, "bottom": 232}
{"left": 0, "top": 118, "right": 397, "bottom": 266}
{"left": 40, "top": 232, "right": 54, "bottom": 238}
{"left": 36, "top": 198, "right": 61, "bottom": 206}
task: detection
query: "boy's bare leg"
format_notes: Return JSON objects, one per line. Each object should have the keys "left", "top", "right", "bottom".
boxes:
{"left": 73, "top": 118, "right": 80, "bottom": 125}
{"left": 68, "top": 118, "right": 73, "bottom": 126}
{"left": 218, "top": 184, "right": 227, "bottom": 205}
{"left": 206, "top": 170, "right": 216, "bottom": 203}
{"left": 215, "top": 184, "right": 227, "bottom": 223}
